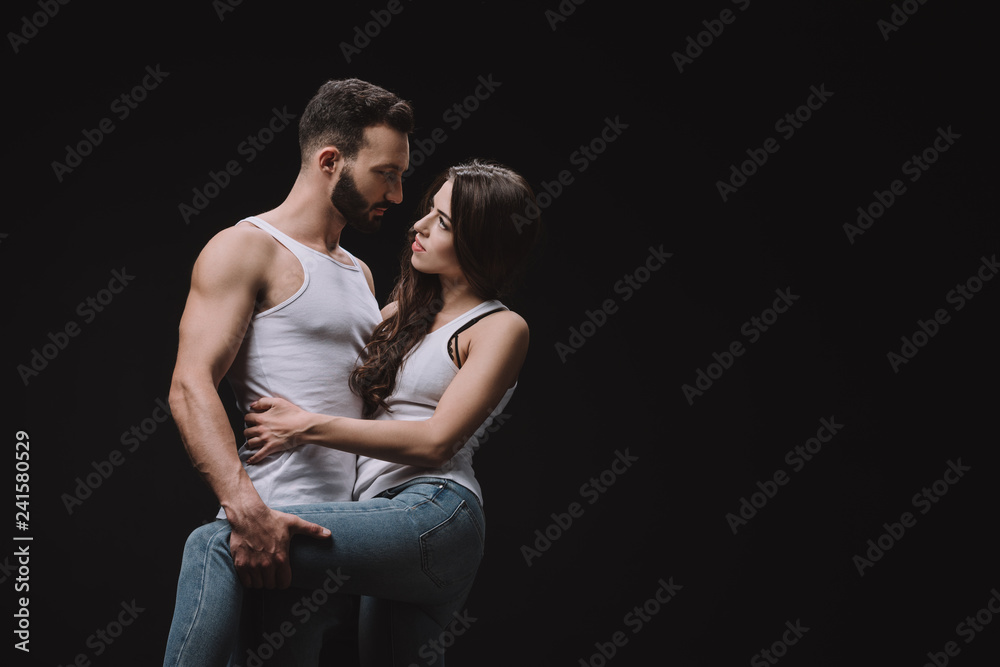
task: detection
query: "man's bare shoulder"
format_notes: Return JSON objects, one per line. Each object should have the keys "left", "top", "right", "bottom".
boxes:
{"left": 200, "top": 223, "right": 281, "bottom": 264}
{"left": 190, "top": 223, "right": 279, "bottom": 289}
{"left": 206, "top": 221, "right": 279, "bottom": 254}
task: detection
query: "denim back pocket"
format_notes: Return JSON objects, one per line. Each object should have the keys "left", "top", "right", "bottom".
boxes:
{"left": 419, "top": 500, "right": 485, "bottom": 589}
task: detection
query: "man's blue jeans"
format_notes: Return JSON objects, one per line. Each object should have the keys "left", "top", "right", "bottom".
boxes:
{"left": 163, "top": 478, "right": 485, "bottom": 666}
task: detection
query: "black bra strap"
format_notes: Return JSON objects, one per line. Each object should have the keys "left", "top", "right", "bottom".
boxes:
{"left": 447, "top": 308, "right": 506, "bottom": 369}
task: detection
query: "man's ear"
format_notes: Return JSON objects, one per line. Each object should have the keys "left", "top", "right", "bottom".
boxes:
{"left": 315, "top": 146, "right": 342, "bottom": 176}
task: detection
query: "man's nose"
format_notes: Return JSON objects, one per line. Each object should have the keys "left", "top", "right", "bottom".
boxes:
{"left": 386, "top": 181, "right": 402, "bottom": 204}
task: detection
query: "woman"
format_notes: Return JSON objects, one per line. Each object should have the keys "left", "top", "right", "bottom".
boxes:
{"left": 164, "top": 159, "right": 540, "bottom": 666}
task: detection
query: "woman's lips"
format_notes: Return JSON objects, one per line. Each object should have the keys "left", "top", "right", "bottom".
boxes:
{"left": 412, "top": 239, "right": 425, "bottom": 252}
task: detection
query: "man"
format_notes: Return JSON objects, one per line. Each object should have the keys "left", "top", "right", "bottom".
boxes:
{"left": 167, "top": 78, "right": 412, "bottom": 662}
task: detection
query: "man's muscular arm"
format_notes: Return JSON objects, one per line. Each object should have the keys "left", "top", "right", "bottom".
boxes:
{"left": 169, "top": 225, "right": 329, "bottom": 589}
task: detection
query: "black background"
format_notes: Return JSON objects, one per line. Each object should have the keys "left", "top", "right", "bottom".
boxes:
{"left": 3, "top": 0, "right": 997, "bottom": 665}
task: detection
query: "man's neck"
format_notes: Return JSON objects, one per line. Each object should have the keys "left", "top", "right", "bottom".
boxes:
{"left": 257, "top": 174, "right": 349, "bottom": 259}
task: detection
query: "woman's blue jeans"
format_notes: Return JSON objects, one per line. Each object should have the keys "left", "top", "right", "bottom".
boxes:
{"left": 163, "top": 478, "right": 485, "bottom": 667}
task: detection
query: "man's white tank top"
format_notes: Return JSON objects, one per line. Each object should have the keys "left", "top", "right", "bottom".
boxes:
{"left": 353, "top": 299, "right": 516, "bottom": 505}
{"left": 218, "top": 216, "right": 381, "bottom": 517}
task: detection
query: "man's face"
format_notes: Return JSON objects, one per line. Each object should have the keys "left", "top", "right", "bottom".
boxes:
{"left": 331, "top": 124, "right": 409, "bottom": 233}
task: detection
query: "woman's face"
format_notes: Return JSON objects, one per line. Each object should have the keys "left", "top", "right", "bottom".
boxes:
{"left": 410, "top": 179, "right": 462, "bottom": 280}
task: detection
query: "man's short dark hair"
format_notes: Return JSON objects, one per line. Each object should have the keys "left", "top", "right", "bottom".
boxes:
{"left": 298, "top": 78, "right": 414, "bottom": 163}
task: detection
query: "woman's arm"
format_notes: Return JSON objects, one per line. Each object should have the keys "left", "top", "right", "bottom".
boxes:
{"left": 243, "top": 310, "right": 529, "bottom": 467}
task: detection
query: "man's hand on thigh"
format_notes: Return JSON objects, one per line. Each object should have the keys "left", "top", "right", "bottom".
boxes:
{"left": 229, "top": 506, "right": 331, "bottom": 589}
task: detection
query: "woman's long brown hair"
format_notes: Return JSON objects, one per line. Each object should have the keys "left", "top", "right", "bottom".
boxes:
{"left": 349, "top": 159, "right": 540, "bottom": 418}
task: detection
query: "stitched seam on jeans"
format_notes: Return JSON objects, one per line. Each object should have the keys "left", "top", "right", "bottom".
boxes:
{"left": 289, "top": 497, "right": 432, "bottom": 518}
{"left": 174, "top": 523, "right": 231, "bottom": 662}
{"left": 404, "top": 483, "right": 446, "bottom": 511}
{"left": 407, "top": 497, "right": 434, "bottom": 512}
{"left": 465, "top": 501, "right": 485, "bottom": 545}
{"left": 291, "top": 506, "right": 401, "bottom": 517}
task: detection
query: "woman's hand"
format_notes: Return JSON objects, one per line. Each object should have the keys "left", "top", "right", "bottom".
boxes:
{"left": 243, "top": 397, "right": 314, "bottom": 464}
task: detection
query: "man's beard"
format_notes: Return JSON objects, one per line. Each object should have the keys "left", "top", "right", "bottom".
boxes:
{"left": 331, "top": 166, "right": 388, "bottom": 233}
